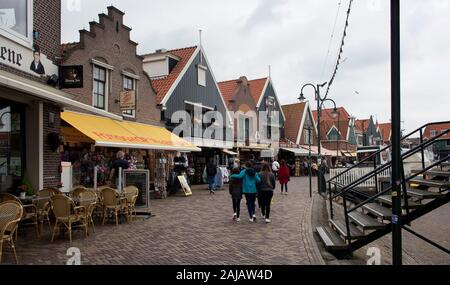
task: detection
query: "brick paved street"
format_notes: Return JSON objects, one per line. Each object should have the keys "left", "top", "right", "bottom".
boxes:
{"left": 2, "top": 177, "right": 324, "bottom": 265}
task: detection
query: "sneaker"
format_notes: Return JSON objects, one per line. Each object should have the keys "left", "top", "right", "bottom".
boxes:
{"left": 233, "top": 213, "right": 237, "bottom": 220}
{"left": 253, "top": 214, "right": 257, "bottom": 221}
{"left": 265, "top": 219, "right": 271, "bottom": 223}
{"left": 261, "top": 213, "right": 265, "bottom": 219}
{"left": 285, "top": 192, "right": 288, "bottom": 195}
{"left": 236, "top": 218, "right": 241, "bottom": 222}
{"left": 249, "top": 218, "right": 254, "bottom": 223}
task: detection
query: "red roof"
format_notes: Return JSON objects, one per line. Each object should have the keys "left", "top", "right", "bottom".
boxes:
{"left": 248, "top": 78, "right": 268, "bottom": 105}
{"left": 355, "top": 119, "right": 371, "bottom": 132}
{"left": 282, "top": 103, "right": 307, "bottom": 143}
{"left": 217, "top": 79, "right": 239, "bottom": 108}
{"left": 378, "top": 123, "right": 392, "bottom": 142}
{"left": 424, "top": 123, "right": 450, "bottom": 140}
{"left": 146, "top": 46, "right": 198, "bottom": 104}
{"left": 312, "top": 107, "right": 350, "bottom": 123}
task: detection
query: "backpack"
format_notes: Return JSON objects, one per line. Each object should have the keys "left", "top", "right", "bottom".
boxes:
{"left": 206, "top": 164, "right": 217, "bottom": 176}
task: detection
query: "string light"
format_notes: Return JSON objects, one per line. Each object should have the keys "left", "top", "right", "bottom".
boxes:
{"left": 324, "top": 0, "right": 354, "bottom": 98}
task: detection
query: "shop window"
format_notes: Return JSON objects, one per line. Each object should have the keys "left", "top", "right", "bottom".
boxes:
{"left": 0, "top": 103, "right": 25, "bottom": 193}
{"left": 122, "top": 75, "right": 136, "bottom": 118}
{"left": 0, "top": 0, "right": 32, "bottom": 47}
{"left": 304, "top": 130, "right": 313, "bottom": 145}
{"left": 93, "top": 65, "right": 107, "bottom": 110}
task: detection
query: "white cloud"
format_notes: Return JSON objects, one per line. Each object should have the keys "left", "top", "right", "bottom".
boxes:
{"left": 62, "top": 0, "right": 450, "bottom": 132}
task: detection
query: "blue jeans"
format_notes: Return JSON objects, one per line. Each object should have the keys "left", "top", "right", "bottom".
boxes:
{"left": 208, "top": 176, "right": 215, "bottom": 191}
{"left": 244, "top": 193, "right": 257, "bottom": 218}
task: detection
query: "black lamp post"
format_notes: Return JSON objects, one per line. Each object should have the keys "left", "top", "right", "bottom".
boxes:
{"left": 299, "top": 83, "right": 338, "bottom": 195}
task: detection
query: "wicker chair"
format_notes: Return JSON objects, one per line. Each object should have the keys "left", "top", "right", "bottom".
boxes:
{"left": 34, "top": 189, "right": 55, "bottom": 233}
{"left": 50, "top": 195, "right": 87, "bottom": 243}
{"left": 79, "top": 191, "right": 97, "bottom": 234}
{"left": 0, "top": 201, "right": 23, "bottom": 264}
{"left": 101, "top": 188, "right": 128, "bottom": 226}
{"left": 124, "top": 186, "right": 139, "bottom": 221}
{"left": 0, "top": 193, "right": 39, "bottom": 239}
{"left": 71, "top": 186, "right": 88, "bottom": 199}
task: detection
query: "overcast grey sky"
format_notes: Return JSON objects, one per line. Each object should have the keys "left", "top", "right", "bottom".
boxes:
{"left": 62, "top": 0, "right": 450, "bottom": 132}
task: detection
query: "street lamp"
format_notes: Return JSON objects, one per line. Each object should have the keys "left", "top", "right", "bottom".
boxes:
{"left": 299, "top": 82, "right": 338, "bottom": 195}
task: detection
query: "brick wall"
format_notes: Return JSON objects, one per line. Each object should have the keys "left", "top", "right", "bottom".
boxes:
{"left": 43, "top": 103, "right": 62, "bottom": 187}
{"left": 34, "top": 0, "right": 61, "bottom": 62}
{"left": 61, "top": 6, "right": 161, "bottom": 125}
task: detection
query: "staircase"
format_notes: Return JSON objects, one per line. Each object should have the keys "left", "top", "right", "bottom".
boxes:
{"left": 316, "top": 122, "right": 450, "bottom": 255}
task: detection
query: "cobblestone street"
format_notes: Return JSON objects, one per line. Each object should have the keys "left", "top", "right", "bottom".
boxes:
{"left": 3, "top": 177, "right": 323, "bottom": 265}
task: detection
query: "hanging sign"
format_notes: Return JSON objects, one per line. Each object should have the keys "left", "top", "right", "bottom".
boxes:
{"left": 119, "top": 90, "right": 136, "bottom": 111}
{"left": 60, "top": 65, "right": 83, "bottom": 88}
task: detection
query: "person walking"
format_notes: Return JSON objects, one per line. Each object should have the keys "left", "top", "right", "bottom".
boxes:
{"left": 278, "top": 160, "right": 290, "bottom": 195}
{"left": 230, "top": 161, "right": 261, "bottom": 222}
{"left": 229, "top": 167, "right": 243, "bottom": 222}
{"left": 258, "top": 164, "right": 276, "bottom": 223}
{"left": 206, "top": 159, "right": 218, "bottom": 194}
{"left": 272, "top": 158, "right": 280, "bottom": 179}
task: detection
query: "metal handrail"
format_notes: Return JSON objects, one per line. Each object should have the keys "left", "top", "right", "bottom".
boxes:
{"left": 346, "top": 155, "right": 449, "bottom": 214}
{"left": 328, "top": 121, "right": 450, "bottom": 183}
{"left": 331, "top": 128, "right": 449, "bottom": 200}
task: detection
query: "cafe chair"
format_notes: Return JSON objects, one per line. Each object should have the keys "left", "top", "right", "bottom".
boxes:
{"left": 34, "top": 189, "right": 57, "bottom": 233}
{"left": 101, "top": 188, "right": 128, "bottom": 226}
{"left": 124, "top": 186, "right": 139, "bottom": 221}
{"left": 71, "top": 186, "right": 88, "bottom": 199}
{"left": 79, "top": 191, "right": 97, "bottom": 234}
{"left": 0, "top": 193, "right": 39, "bottom": 239}
{"left": 0, "top": 201, "right": 24, "bottom": 264}
{"left": 50, "top": 195, "right": 87, "bottom": 243}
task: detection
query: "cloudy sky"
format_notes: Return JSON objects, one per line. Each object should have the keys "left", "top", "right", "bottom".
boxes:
{"left": 62, "top": 0, "right": 450, "bottom": 132}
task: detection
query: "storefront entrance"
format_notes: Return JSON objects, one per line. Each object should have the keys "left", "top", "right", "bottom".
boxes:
{"left": 0, "top": 99, "right": 25, "bottom": 193}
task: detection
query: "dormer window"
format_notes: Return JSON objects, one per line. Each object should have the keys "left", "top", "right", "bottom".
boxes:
{"left": 197, "top": 64, "right": 207, "bottom": 87}
{"left": 142, "top": 50, "right": 180, "bottom": 79}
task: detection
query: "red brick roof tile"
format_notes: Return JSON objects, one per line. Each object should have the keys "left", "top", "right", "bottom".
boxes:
{"left": 248, "top": 78, "right": 268, "bottom": 105}
{"left": 146, "top": 46, "right": 198, "bottom": 104}
{"left": 378, "top": 123, "right": 392, "bottom": 142}
{"left": 424, "top": 123, "right": 450, "bottom": 140}
{"left": 282, "top": 103, "right": 307, "bottom": 143}
{"left": 218, "top": 79, "right": 239, "bottom": 109}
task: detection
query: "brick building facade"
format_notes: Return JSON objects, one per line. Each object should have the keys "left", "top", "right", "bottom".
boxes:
{"left": 60, "top": 6, "right": 161, "bottom": 125}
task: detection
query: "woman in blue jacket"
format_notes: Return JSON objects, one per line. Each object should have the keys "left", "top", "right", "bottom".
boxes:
{"left": 230, "top": 161, "right": 261, "bottom": 222}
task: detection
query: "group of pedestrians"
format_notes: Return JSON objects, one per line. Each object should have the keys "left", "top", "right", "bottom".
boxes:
{"left": 228, "top": 157, "right": 290, "bottom": 224}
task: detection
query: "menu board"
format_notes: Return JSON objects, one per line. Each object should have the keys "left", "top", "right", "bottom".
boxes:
{"left": 123, "top": 170, "right": 150, "bottom": 209}
{"left": 178, "top": 176, "right": 192, "bottom": 197}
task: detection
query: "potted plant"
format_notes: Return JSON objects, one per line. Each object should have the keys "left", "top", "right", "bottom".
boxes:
{"left": 18, "top": 184, "right": 27, "bottom": 199}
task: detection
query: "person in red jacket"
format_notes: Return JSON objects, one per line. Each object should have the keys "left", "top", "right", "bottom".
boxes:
{"left": 278, "top": 160, "right": 290, "bottom": 195}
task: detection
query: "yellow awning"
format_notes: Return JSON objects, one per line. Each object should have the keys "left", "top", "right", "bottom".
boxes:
{"left": 61, "top": 111, "right": 201, "bottom": 152}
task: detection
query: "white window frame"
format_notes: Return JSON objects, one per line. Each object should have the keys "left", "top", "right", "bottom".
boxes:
{"left": 122, "top": 74, "right": 137, "bottom": 118}
{"left": 0, "top": 0, "right": 33, "bottom": 48}
{"left": 430, "top": 130, "right": 437, "bottom": 137}
{"left": 92, "top": 64, "right": 109, "bottom": 112}
{"left": 304, "top": 129, "right": 313, "bottom": 145}
{"left": 197, "top": 64, "right": 207, "bottom": 87}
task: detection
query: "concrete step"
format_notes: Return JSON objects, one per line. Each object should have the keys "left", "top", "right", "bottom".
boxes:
{"left": 329, "top": 219, "right": 366, "bottom": 240}
{"left": 407, "top": 188, "right": 446, "bottom": 199}
{"left": 316, "top": 226, "right": 349, "bottom": 251}
{"left": 377, "top": 195, "right": 423, "bottom": 209}
{"left": 348, "top": 211, "right": 386, "bottom": 230}
{"left": 362, "top": 203, "right": 392, "bottom": 219}
{"left": 409, "top": 178, "right": 450, "bottom": 189}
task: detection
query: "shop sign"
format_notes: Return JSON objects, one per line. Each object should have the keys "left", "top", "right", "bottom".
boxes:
{"left": 0, "top": 35, "right": 58, "bottom": 76}
{"left": 119, "top": 90, "right": 136, "bottom": 111}
{"left": 123, "top": 170, "right": 150, "bottom": 209}
{"left": 60, "top": 65, "right": 83, "bottom": 88}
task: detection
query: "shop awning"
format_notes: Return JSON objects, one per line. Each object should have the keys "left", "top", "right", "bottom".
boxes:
{"left": 281, "top": 147, "right": 317, "bottom": 157}
{"left": 222, "top": 149, "right": 238, "bottom": 156}
{"left": 300, "top": 145, "right": 335, "bottom": 156}
{"left": 61, "top": 111, "right": 201, "bottom": 152}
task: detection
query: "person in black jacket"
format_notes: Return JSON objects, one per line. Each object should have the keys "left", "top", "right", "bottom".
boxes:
{"left": 229, "top": 167, "right": 243, "bottom": 221}
{"left": 206, "top": 159, "right": 218, "bottom": 194}
{"left": 258, "top": 163, "right": 276, "bottom": 223}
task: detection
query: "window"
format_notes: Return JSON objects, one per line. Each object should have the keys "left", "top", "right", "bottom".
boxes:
{"left": 430, "top": 130, "right": 437, "bottom": 137}
{"left": 304, "top": 129, "right": 313, "bottom": 145}
{"left": 93, "top": 65, "right": 107, "bottom": 110}
{"left": 122, "top": 75, "right": 136, "bottom": 117}
{"left": 447, "top": 140, "right": 450, "bottom": 147}
{"left": 0, "top": 0, "right": 32, "bottom": 47}
{"left": 197, "top": 65, "right": 207, "bottom": 87}
{"left": 357, "top": 135, "right": 363, "bottom": 146}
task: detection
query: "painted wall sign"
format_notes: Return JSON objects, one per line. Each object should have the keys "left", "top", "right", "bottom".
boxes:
{"left": 0, "top": 35, "right": 58, "bottom": 76}
{"left": 119, "top": 90, "right": 136, "bottom": 111}
{"left": 60, "top": 65, "right": 83, "bottom": 88}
